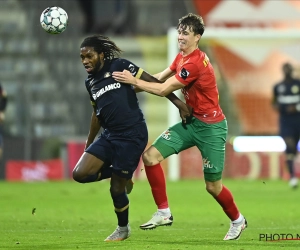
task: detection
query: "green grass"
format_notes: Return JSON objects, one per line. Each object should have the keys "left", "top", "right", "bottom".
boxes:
{"left": 0, "top": 179, "right": 299, "bottom": 250}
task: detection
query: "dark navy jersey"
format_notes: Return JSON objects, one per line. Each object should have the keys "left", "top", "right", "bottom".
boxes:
{"left": 273, "top": 79, "right": 300, "bottom": 118}
{"left": 85, "top": 58, "right": 145, "bottom": 131}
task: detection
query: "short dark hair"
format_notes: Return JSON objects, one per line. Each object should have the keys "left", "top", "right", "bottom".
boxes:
{"left": 80, "top": 35, "right": 123, "bottom": 60}
{"left": 177, "top": 13, "right": 205, "bottom": 36}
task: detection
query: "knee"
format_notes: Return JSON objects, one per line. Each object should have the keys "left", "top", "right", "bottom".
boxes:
{"left": 142, "top": 148, "right": 161, "bottom": 166}
{"left": 110, "top": 185, "right": 124, "bottom": 197}
{"left": 205, "top": 182, "right": 222, "bottom": 197}
{"left": 142, "top": 151, "right": 152, "bottom": 166}
{"left": 72, "top": 165, "right": 83, "bottom": 183}
{"left": 205, "top": 185, "right": 215, "bottom": 195}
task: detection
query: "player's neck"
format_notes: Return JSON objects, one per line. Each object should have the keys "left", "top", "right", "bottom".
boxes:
{"left": 284, "top": 76, "right": 293, "bottom": 82}
{"left": 181, "top": 47, "right": 198, "bottom": 57}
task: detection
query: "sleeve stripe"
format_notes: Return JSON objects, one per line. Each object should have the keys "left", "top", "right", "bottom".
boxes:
{"left": 135, "top": 68, "right": 144, "bottom": 79}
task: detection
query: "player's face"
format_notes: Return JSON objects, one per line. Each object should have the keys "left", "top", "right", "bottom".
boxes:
{"left": 177, "top": 25, "right": 200, "bottom": 55}
{"left": 80, "top": 47, "right": 104, "bottom": 74}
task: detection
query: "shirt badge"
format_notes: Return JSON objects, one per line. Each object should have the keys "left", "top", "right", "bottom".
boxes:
{"left": 291, "top": 85, "right": 299, "bottom": 94}
{"left": 104, "top": 72, "right": 111, "bottom": 78}
{"left": 128, "top": 64, "right": 136, "bottom": 75}
{"left": 179, "top": 67, "right": 189, "bottom": 80}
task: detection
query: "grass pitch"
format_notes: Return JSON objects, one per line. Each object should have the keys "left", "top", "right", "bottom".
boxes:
{"left": 0, "top": 179, "right": 299, "bottom": 250}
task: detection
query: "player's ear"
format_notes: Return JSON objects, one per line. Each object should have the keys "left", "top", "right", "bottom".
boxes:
{"left": 99, "top": 52, "right": 104, "bottom": 60}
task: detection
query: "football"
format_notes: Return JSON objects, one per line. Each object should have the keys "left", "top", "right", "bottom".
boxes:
{"left": 40, "top": 6, "right": 68, "bottom": 34}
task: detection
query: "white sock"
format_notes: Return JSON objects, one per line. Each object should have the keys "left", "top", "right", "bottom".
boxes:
{"left": 158, "top": 208, "right": 171, "bottom": 216}
{"left": 232, "top": 213, "right": 243, "bottom": 224}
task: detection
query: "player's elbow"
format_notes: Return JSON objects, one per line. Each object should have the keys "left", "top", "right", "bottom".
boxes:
{"left": 157, "top": 91, "right": 166, "bottom": 97}
{"left": 158, "top": 88, "right": 171, "bottom": 97}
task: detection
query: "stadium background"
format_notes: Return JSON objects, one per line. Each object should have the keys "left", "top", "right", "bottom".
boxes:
{"left": 1, "top": 0, "right": 300, "bottom": 181}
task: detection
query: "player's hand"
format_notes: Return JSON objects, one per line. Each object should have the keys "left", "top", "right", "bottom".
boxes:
{"left": 179, "top": 104, "right": 193, "bottom": 123}
{"left": 112, "top": 70, "right": 137, "bottom": 85}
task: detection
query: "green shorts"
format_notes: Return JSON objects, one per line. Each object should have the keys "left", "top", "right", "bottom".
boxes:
{"left": 153, "top": 117, "right": 228, "bottom": 182}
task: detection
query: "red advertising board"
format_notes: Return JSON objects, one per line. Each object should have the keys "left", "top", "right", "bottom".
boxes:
{"left": 5, "top": 159, "right": 64, "bottom": 181}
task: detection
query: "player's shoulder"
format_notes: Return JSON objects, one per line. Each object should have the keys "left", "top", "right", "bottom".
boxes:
{"left": 273, "top": 81, "right": 286, "bottom": 94}
{"left": 111, "top": 58, "right": 141, "bottom": 77}
{"left": 84, "top": 75, "right": 94, "bottom": 87}
{"left": 111, "top": 58, "right": 131, "bottom": 66}
{"left": 188, "top": 49, "right": 206, "bottom": 63}
{"left": 192, "top": 48, "right": 205, "bottom": 58}
{"left": 273, "top": 80, "right": 283, "bottom": 88}
{"left": 189, "top": 49, "right": 210, "bottom": 70}
{"left": 110, "top": 58, "right": 134, "bottom": 71}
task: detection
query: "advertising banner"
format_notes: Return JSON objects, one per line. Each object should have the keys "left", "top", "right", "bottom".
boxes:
{"left": 5, "top": 159, "right": 64, "bottom": 181}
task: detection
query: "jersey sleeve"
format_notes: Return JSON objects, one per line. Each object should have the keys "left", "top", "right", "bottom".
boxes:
{"left": 174, "top": 62, "right": 199, "bottom": 86}
{"left": 169, "top": 54, "right": 180, "bottom": 72}
{"left": 114, "top": 58, "right": 144, "bottom": 79}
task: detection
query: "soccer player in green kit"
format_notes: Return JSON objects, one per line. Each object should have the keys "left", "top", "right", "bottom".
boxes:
{"left": 113, "top": 13, "right": 247, "bottom": 240}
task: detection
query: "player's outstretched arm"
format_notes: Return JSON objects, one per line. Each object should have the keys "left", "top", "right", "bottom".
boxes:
{"left": 138, "top": 71, "right": 191, "bottom": 122}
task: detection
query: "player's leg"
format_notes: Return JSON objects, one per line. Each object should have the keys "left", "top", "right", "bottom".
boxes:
{"left": 282, "top": 135, "right": 298, "bottom": 188}
{"left": 140, "top": 146, "right": 173, "bottom": 229}
{"left": 73, "top": 153, "right": 133, "bottom": 194}
{"left": 105, "top": 123, "right": 148, "bottom": 241}
{"left": 72, "top": 152, "right": 106, "bottom": 183}
{"left": 0, "top": 133, "right": 3, "bottom": 164}
{"left": 280, "top": 120, "right": 298, "bottom": 188}
{"left": 140, "top": 121, "right": 194, "bottom": 230}
{"left": 205, "top": 178, "right": 247, "bottom": 240}
{"left": 0, "top": 134, "right": 3, "bottom": 183}
{"left": 72, "top": 134, "right": 113, "bottom": 183}
{"left": 104, "top": 173, "right": 131, "bottom": 242}
{"left": 195, "top": 119, "right": 247, "bottom": 240}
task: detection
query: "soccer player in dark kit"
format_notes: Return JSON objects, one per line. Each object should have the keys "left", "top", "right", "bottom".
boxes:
{"left": 0, "top": 83, "right": 7, "bottom": 162}
{"left": 72, "top": 35, "right": 191, "bottom": 241}
{"left": 273, "top": 62, "right": 300, "bottom": 188}
{"left": 113, "top": 13, "right": 247, "bottom": 241}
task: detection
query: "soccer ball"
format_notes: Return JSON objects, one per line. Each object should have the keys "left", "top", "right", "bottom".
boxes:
{"left": 40, "top": 6, "right": 68, "bottom": 34}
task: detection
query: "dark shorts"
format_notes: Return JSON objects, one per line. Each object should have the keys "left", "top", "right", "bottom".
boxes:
{"left": 280, "top": 116, "right": 300, "bottom": 140}
{"left": 85, "top": 122, "right": 148, "bottom": 179}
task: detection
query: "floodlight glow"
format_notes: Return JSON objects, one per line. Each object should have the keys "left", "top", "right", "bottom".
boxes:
{"left": 232, "top": 136, "right": 287, "bottom": 152}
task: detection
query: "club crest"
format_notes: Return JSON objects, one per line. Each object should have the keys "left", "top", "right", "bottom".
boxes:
{"left": 104, "top": 72, "right": 111, "bottom": 78}
{"left": 161, "top": 130, "right": 171, "bottom": 140}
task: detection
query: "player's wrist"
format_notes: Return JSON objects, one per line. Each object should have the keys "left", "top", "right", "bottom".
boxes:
{"left": 133, "top": 78, "right": 139, "bottom": 86}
